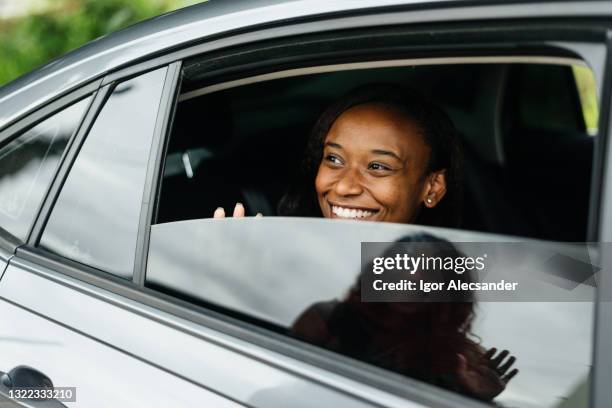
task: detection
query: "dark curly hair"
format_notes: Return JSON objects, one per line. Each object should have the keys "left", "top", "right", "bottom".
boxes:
{"left": 278, "top": 84, "right": 463, "bottom": 228}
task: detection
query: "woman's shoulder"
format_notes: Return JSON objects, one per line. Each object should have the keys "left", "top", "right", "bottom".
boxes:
{"left": 289, "top": 300, "right": 340, "bottom": 344}
{"left": 309, "top": 299, "right": 341, "bottom": 318}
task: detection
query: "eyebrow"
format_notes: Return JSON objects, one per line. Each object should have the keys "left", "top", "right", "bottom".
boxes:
{"left": 371, "top": 149, "right": 403, "bottom": 161}
{"left": 325, "top": 142, "right": 403, "bottom": 162}
{"left": 325, "top": 141, "right": 343, "bottom": 149}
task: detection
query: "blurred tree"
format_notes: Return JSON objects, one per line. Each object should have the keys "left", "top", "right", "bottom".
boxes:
{"left": 0, "top": 0, "right": 194, "bottom": 85}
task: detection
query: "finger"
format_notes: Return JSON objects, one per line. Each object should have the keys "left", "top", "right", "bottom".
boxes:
{"left": 255, "top": 213, "right": 263, "bottom": 218}
{"left": 481, "top": 366, "right": 505, "bottom": 386}
{"left": 491, "top": 349, "right": 510, "bottom": 367}
{"left": 497, "top": 356, "right": 516, "bottom": 375}
{"left": 213, "top": 207, "right": 225, "bottom": 218}
{"left": 484, "top": 347, "right": 497, "bottom": 361}
{"left": 502, "top": 368, "right": 519, "bottom": 384}
{"left": 233, "top": 203, "right": 245, "bottom": 217}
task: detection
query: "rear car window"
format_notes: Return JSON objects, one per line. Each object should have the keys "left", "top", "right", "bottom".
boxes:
{"left": 158, "top": 62, "right": 596, "bottom": 241}
{"left": 40, "top": 67, "right": 167, "bottom": 279}
{"left": 0, "top": 98, "right": 90, "bottom": 241}
{"left": 147, "top": 59, "right": 599, "bottom": 406}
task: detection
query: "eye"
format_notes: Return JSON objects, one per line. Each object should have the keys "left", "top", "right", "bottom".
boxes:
{"left": 368, "top": 162, "right": 391, "bottom": 171}
{"left": 324, "top": 154, "right": 343, "bottom": 166}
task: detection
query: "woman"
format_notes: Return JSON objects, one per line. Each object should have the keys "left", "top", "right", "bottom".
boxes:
{"left": 291, "top": 234, "right": 518, "bottom": 402}
{"left": 214, "top": 84, "right": 462, "bottom": 228}
{"left": 214, "top": 85, "right": 517, "bottom": 399}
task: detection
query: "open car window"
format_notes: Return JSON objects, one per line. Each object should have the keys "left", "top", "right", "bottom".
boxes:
{"left": 147, "top": 53, "right": 599, "bottom": 407}
{"left": 157, "top": 61, "right": 597, "bottom": 242}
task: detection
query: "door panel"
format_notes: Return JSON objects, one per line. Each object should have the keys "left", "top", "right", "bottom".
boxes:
{"left": 0, "top": 258, "right": 407, "bottom": 408}
{"left": 0, "top": 298, "right": 236, "bottom": 408}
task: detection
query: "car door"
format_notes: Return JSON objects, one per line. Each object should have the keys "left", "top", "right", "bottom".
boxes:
{"left": 138, "top": 5, "right": 611, "bottom": 408}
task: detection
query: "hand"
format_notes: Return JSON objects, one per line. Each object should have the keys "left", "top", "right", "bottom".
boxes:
{"left": 456, "top": 348, "right": 518, "bottom": 401}
{"left": 213, "top": 203, "right": 262, "bottom": 218}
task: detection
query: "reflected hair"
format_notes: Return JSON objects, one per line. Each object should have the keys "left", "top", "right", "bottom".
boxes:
{"left": 326, "top": 234, "right": 477, "bottom": 384}
{"left": 278, "top": 84, "right": 463, "bottom": 228}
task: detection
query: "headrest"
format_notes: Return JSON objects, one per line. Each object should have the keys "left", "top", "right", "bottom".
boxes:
{"left": 439, "top": 66, "right": 508, "bottom": 167}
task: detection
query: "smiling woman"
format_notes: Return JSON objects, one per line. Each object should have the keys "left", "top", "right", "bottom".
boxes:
{"left": 213, "top": 85, "right": 461, "bottom": 228}
{"left": 285, "top": 84, "right": 461, "bottom": 227}
{"left": 316, "top": 101, "right": 433, "bottom": 223}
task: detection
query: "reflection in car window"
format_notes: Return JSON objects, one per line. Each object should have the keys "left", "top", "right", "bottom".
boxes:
{"left": 147, "top": 219, "right": 594, "bottom": 407}
{"left": 0, "top": 98, "right": 90, "bottom": 240}
{"left": 40, "top": 67, "right": 167, "bottom": 278}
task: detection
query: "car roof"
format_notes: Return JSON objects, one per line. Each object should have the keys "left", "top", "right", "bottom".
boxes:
{"left": 0, "top": 0, "right": 608, "bottom": 131}
{"left": 0, "top": 0, "right": 451, "bottom": 130}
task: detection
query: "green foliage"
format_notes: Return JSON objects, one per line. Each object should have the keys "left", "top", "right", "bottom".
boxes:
{"left": 0, "top": 0, "right": 189, "bottom": 85}
{"left": 572, "top": 65, "right": 599, "bottom": 135}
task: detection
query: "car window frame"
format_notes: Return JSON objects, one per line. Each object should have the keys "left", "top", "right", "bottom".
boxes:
{"left": 590, "top": 33, "right": 612, "bottom": 408}
{"left": 9, "top": 11, "right": 612, "bottom": 408}
{"left": 132, "top": 63, "right": 182, "bottom": 285}
{"left": 143, "top": 25, "right": 610, "bottom": 407}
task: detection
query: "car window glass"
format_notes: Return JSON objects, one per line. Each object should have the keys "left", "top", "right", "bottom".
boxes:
{"left": 0, "top": 98, "right": 90, "bottom": 241}
{"left": 148, "top": 219, "right": 595, "bottom": 407}
{"left": 40, "top": 67, "right": 167, "bottom": 279}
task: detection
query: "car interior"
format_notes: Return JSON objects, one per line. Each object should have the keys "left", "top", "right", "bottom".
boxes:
{"left": 156, "top": 61, "right": 595, "bottom": 243}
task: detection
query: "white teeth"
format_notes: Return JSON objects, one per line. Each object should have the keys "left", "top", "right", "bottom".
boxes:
{"left": 331, "top": 205, "right": 374, "bottom": 219}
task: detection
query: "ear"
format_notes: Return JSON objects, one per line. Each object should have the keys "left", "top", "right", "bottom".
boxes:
{"left": 422, "top": 170, "right": 447, "bottom": 208}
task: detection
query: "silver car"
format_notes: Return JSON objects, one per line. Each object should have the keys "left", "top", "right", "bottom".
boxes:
{"left": 0, "top": 0, "right": 610, "bottom": 407}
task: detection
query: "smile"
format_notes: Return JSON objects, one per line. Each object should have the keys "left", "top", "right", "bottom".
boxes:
{"left": 331, "top": 204, "right": 378, "bottom": 219}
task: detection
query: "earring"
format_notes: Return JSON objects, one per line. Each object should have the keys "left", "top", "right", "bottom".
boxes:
{"left": 426, "top": 197, "right": 433, "bottom": 205}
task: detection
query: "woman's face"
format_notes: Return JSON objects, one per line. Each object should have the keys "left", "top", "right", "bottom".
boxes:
{"left": 315, "top": 103, "right": 446, "bottom": 223}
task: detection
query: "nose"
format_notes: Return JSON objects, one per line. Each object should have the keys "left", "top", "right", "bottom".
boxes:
{"left": 334, "top": 168, "right": 364, "bottom": 196}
